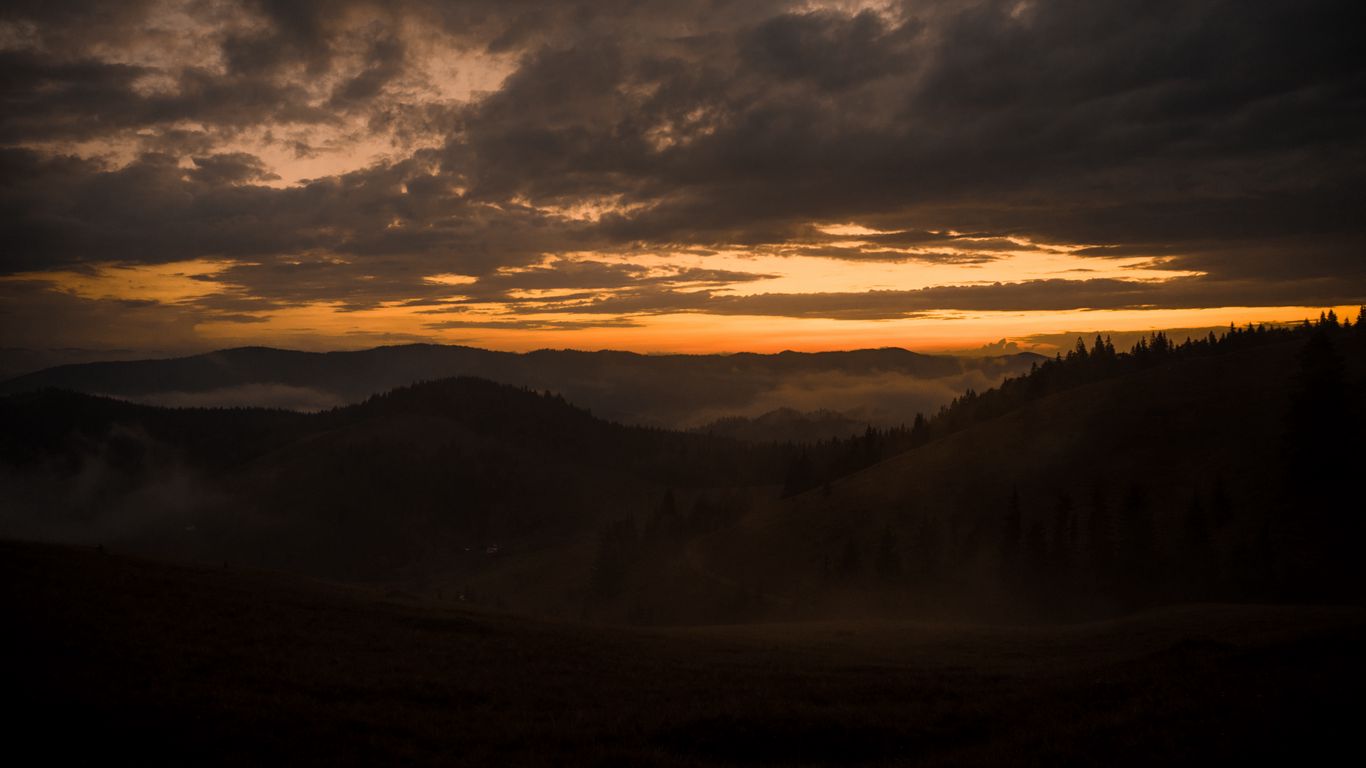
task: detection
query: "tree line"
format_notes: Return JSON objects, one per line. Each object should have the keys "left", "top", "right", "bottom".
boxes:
{"left": 780, "top": 308, "right": 1366, "bottom": 497}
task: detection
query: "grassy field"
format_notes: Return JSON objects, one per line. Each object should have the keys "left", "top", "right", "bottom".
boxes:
{"left": 6, "top": 539, "right": 1363, "bottom": 766}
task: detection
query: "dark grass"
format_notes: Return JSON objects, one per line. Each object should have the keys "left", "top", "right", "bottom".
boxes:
{"left": 6, "top": 540, "right": 1363, "bottom": 766}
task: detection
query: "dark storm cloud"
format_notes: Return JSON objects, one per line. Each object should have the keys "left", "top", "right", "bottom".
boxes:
{"left": 1, "top": 0, "right": 1364, "bottom": 312}
{"left": 0, "top": 278, "right": 206, "bottom": 352}
{"left": 740, "top": 9, "right": 921, "bottom": 92}
{"left": 328, "top": 35, "right": 406, "bottom": 109}
{"left": 507, "top": 275, "right": 1363, "bottom": 321}
{"left": 458, "top": 261, "right": 775, "bottom": 296}
{"left": 423, "top": 317, "right": 644, "bottom": 332}
{"left": 0, "top": 146, "right": 596, "bottom": 284}
{"left": 443, "top": 0, "right": 1366, "bottom": 284}
{"left": 188, "top": 153, "right": 281, "bottom": 185}
{"left": 0, "top": 48, "right": 333, "bottom": 143}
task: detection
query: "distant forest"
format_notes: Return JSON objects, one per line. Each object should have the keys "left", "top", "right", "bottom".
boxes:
{"left": 2, "top": 309, "right": 1362, "bottom": 624}
{"left": 777, "top": 309, "right": 1366, "bottom": 498}
{"left": 580, "top": 309, "right": 1366, "bottom": 622}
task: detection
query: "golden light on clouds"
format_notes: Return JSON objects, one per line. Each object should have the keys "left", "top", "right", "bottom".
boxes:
{"left": 7, "top": 2, "right": 519, "bottom": 188}
{"left": 9, "top": 260, "right": 230, "bottom": 304}
{"left": 11, "top": 250, "right": 1350, "bottom": 357}
{"left": 3, "top": 0, "right": 1360, "bottom": 362}
{"left": 191, "top": 300, "right": 1362, "bottom": 355}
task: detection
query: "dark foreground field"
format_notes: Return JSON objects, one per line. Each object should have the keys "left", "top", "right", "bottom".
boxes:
{"left": 6, "top": 540, "right": 1363, "bottom": 766}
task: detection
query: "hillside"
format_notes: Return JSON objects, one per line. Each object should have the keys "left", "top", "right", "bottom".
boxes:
{"left": 0, "top": 378, "right": 790, "bottom": 620}
{"left": 693, "top": 407, "right": 871, "bottom": 443}
{"left": 687, "top": 324, "right": 1366, "bottom": 621}
{"left": 0, "top": 344, "right": 1042, "bottom": 427}
{"left": 3, "top": 320, "right": 1362, "bottom": 625}
{"left": 7, "top": 540, "right": 1363, "bottom": 766}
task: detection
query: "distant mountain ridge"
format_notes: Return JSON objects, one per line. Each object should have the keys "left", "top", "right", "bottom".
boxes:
{"left": 691, "top": 319, "right": 1366, "bottom": 621}
{"left": 0, "top": 343, "right": 1044, "bottom": 428}
{"left": 693, "top": 408, "right": 870, "bottom": 443}
{"left": 2, "top": 317, "right": 1363, "bottom": 624}
{"left": 0, "top": 376, "right": 785, "bottom": 597}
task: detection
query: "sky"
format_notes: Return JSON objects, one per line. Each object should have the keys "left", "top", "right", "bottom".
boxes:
{"left": 2, "top": 0, "right": 1364, "bottom": 362}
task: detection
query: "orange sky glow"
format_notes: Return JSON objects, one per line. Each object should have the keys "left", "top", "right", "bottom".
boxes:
{"left": 7, "top": 256, "right": 1354, "bottom": 356}
{"left": 2, "top": 0, "right": 1361, "bottom": 363}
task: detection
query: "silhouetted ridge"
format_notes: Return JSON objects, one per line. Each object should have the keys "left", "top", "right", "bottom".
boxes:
{"left": 738, "top": 308, "right": 1366, "bottom": 623}
{"left": 3, "top": 309, "right": 1362, "bottom": 623}
{"left": 0, "top": 387, "right": 310, "bottom": 471}
{"left": 0, "top": 343, "right": 1043, "bottom": 428}
{"left": 693, "top": 408, "right": 869, "bottom": 443}
{"left": 351, "top": 377, "right": 596, "bottom": 429}
{"left": 774, "top": 309, "right": 1366, "bottom": 496}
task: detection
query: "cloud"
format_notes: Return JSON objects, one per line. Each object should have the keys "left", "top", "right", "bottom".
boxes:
{"left": 188, "top": 152, "right": 282, "bottom": 185}
{"left": 0, "top": 0, "right": 1363, "bottom": 340}
{"left": 962, "top": 338, "right": 1026, "bottom": 356}
{"left": 124, "top": 384, "right": 347, "bottom": 411}
{"left": 0, "top": 279, "right": 206, "bottom": 352}
{"left": 688, "top": 368, "right": 1016, "bottom": 427}
{"left": 423, "top": 317, "right": 644, "bottom": 332}
{"left": 508, "top": 276, "right": 1366, "bottom": 320}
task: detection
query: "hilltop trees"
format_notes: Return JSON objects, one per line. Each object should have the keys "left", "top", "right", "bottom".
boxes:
{"left": 589, "top": 519, "right": 639, "bottom": 599}
{"left": 777, "top": 311, "right": 1366, "bottom": 505}
{"left": 8, "top": 308, "right": 1364, "bottom": 623}
{"left": 1288, "top": 327, "right": 1350, "bottom": 484}
{"left": 1178, "top": 491, "right": 1216, "bottom": 598}
{"left": 983, "top": 475, "right": 1280, "bottom": 616}
{"left": 483, "top": 311, "right": 1366, "bottom": 616}
{"left": 781, "top": 451, "right": 815, "bottom": 497}
{"left": 1283, "top": 323, "right": 1364, "bottom": 596}
{"left": 1000, "top": 489, "right": 1023, "bottom": 584}
{"left": 874, "top": 527, "right": 903, "bottom": 583}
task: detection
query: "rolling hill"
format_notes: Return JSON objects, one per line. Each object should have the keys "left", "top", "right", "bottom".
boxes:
{"left": 3, "top": 320, "right": 1362, "bottom": 625}
{"left": 686, "top": 323, "right": 1366, "bottom": 621}
{"left": 0, "top": 377, "right": 789, "bottom": 619}
{"left": 693, "top": 407, "right": 871, "bottom": 443}
{"left": 0, "top": 343, "right": 1043, "bottom": 428}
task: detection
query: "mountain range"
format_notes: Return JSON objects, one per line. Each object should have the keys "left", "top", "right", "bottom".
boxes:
{"left": 4, "top": 319, "right": 1361, "bottom": 624}
{"left": 0, "top": 344, "right": 1043, "bottom": 432}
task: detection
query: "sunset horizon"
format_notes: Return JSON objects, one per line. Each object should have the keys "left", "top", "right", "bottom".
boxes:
{"left": 3, "top": 1, "right": 1362, "bottom": 361}
{"left": 5, "top": 1, "right": 1364, "bottom": 764}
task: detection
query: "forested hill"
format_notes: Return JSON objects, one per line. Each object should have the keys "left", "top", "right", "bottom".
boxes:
{"left": 0, "top": 377, "right": 789, "bottom": 608}
{"left": 774, "top": 311, "right": 1366, "bottom": 498}
{"left": 2, "top": 312, "right": 1363, "bottom": 624}
{"left": 0, "top": 377, "right": 782, "bottom": 485}
{"left": 0, "top": 343, "right": 1042, "bottom": 428}
{"left": 688, "top": 311, "right": 1366, "bottom": 623}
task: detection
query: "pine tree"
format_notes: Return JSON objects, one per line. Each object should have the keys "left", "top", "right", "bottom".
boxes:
{"left": 1181, "top": 491, "right": 1216, "bottom": 598}
{"left": 1052, "top": 492, "right": 1076, "bottom": 574}
{"left": 590, "top": 519, "right": 638, "bottom": 598}
{"left": 781, "top": 451, "right": 814, "bottom": 498}
{"left": 1289, "top": 329, "right": 1349, "bottom": 488}
{"left": 1072, "top": 337, "right": 1089, "bottom": 362}
{"left": 649, "top": 488, "right": 680, "bottom": 541}
{"left": 1085, "top": 485, "right": 1115, "bottom": 591}
{"left": 1025, "top": 521, "right": 1048, "bottom": 592}
{"left": 911, "top": 413, "right": 928, "bottom": 445}
{"left": 1001, "top": 488, "right": 1023, "bottom": 582}
{"left": 1119, "top": 483, "right": 1156, "bottom": 593}
{"left": 912, "top": 517, "right": 941, "bottom": 581}
{"left": 875, "top": 527, "right": 902, "bottom": 583}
